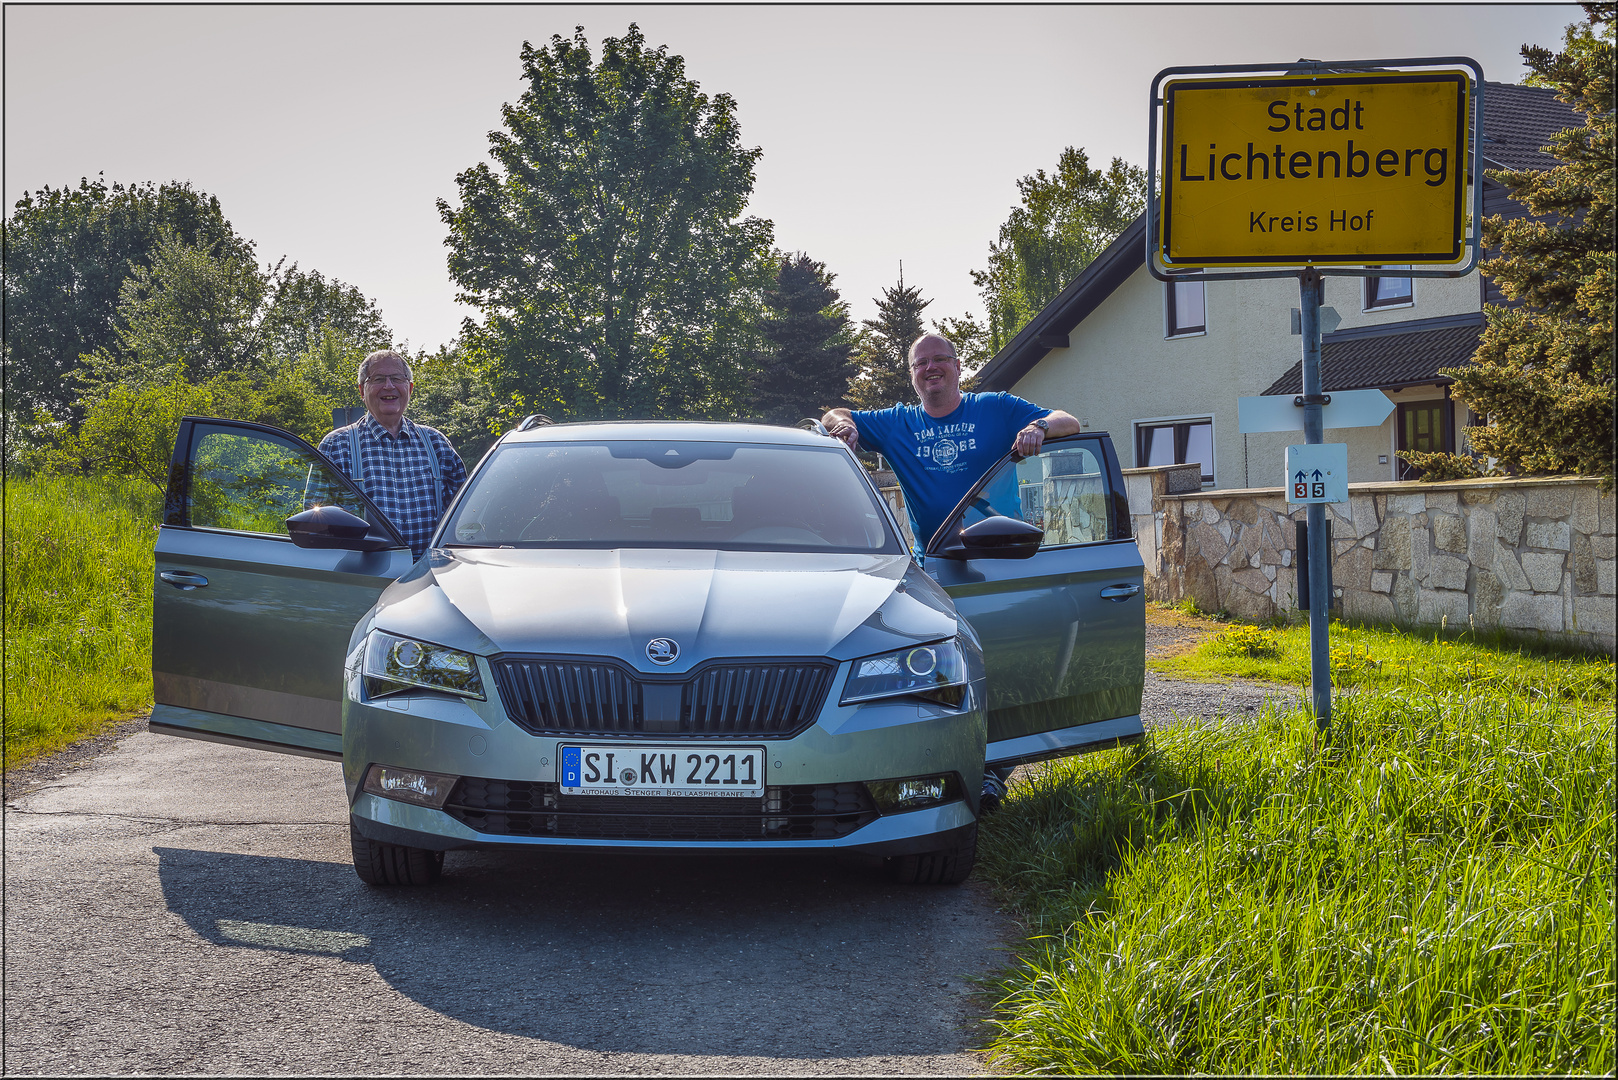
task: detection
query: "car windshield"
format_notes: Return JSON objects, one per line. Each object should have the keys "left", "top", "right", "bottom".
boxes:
{"left": 440, "top": 440, "right": 903, "bottom": 553}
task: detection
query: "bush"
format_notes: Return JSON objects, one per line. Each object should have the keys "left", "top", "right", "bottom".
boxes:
{"left": 1395, "top": 449, "right": 1491, "bottom": 481}
{"left": 1207, "top": 624, "right": 1283, "bottom": 658}
{"left": 37, "top": 369, "right": 343, "bottom": 492}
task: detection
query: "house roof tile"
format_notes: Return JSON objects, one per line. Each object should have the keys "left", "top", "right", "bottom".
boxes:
{"left": 1479, "top": 82, "right": 1582, "bottom": 172}
{"left": 1262, "top": 311, "right": 1485, "bottom": 395}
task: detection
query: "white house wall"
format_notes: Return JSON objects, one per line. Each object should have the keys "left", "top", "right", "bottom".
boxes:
{"left": 1011, "top": 263, "right": 1482, "bottom": 489}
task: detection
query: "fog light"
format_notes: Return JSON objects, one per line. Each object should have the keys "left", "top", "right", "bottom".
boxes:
{"left": 865, "top": 773, "right": 959, "bottom": 814}
{"left": 362, "top": 765, "right": 459, "bottom": 809}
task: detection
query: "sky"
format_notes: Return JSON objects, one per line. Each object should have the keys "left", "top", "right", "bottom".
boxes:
{"left": 2, "top": 3, "right": 1586, "bottom": 352}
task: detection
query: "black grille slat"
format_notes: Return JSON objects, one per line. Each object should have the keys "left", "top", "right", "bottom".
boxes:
{"left": 445, "top": 778, "right": 878, "bottom": 841}
{"left": 493, "top": 658, "right": 833, "bottom": 738}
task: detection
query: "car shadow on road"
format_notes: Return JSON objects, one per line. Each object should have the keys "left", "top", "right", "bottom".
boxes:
{"left": 153, "top": 844, "right": 998, "bottom": 1058}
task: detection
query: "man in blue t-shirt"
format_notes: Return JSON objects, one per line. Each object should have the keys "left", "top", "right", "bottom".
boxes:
{"left": 821, "top": 332, "right": 1080, "bottom": 811}
{"left": 822, "top": 333, "right": 1080, "bottom": 548}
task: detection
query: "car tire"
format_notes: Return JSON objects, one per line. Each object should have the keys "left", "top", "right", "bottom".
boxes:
{"left": 888, "top": 825, "right": 977, "bottom": 885}
{"left": 349, "top": 822, "right": 444, "bottom": 886}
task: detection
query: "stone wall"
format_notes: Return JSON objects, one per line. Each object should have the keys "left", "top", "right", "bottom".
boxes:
{"left": 1126, "top": 469, "right": 1615, "bottom": 654}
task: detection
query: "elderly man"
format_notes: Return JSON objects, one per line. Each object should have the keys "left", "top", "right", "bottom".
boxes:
{"left": 319, "top": 349, "right": 468, "bottom": 558}
{"left": 821, "top": 332, "right": 1080, "bottom": 811}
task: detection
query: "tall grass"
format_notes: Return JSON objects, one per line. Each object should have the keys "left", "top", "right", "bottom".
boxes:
{"left": 1153, "top": 618, "right": 1615, "bottom": 710}
{"left": 980, "top": 661, "right": 1614, "bottom": 1072}
{"left": 3, "top": 474, "right": 160, "bottom": 764}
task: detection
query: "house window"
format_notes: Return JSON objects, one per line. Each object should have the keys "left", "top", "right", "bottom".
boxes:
{"left": 1365, "top": 266, "right": 1413, "bottom": 310}
{"left": 1165, "top": 275, "right": 1206, "bottom": 337}
{"left": 1136, "top": 418, "right": 1214, "bottom": 485}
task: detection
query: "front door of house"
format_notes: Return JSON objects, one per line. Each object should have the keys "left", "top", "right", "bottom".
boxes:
{"left": 1397, "top": 400, "right": 1449, "bottom": 479}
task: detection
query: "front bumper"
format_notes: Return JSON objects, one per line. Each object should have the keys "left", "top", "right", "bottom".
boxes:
{"left": 342, "top": 677, "right": 986, "bottom": 855}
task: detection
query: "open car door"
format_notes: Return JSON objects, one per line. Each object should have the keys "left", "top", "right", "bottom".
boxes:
{"left": 151, "top": 416, "right": 414, "bottom": 759}
{"left": 922, "top": 433, "right": 1145, "bottom": 769}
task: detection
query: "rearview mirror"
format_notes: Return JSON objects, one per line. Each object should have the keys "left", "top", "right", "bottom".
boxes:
{"left": 286, "top": 506, "right": 398, "bottom": 552}
{"left": 936, "top": 515, "right": 1043, "bottom": 560}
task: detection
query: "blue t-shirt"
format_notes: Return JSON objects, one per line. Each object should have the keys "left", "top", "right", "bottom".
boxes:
{"left": 853, "top": 392, "right": 1048, "bottom": 549}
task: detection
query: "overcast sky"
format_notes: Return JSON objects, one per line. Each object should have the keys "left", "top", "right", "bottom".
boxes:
{"left": 3, "top": 3, "right": 1585, "bottom": 351}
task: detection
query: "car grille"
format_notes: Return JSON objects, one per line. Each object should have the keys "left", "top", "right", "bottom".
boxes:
{"left": 490, "top": 658, "right": 835, "bottom": 738}
{"left": 444, "top": 777, "right": 878, "bottom": 841}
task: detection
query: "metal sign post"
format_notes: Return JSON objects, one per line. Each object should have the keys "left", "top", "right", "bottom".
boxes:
{"left": 1298, "top": 270, "right": 1332, "bottom": 728}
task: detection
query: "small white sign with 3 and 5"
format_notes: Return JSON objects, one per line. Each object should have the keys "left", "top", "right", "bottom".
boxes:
{"left": 1285, "top": 444, "right": 1348, "bottom": 504}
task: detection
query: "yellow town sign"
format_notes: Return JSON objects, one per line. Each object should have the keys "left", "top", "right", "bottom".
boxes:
{"left": 1159, "top": 70, "right": 1471, "bottom": 267}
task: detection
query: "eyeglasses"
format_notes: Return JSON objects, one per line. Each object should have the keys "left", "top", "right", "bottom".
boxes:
{"left": 364, "top": 375, "right": 410, "bottom": 387}
{"left": 910, "top": 355, "right": 958, "bottom": 369}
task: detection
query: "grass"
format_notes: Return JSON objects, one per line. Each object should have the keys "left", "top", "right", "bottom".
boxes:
{"left": 1152, "top": 615, "right": 1616, "bottom": 711}
{"left": 978, "top": 624, "right": 1615, "bottom": 1073}
{"left": 3, "top": 474, "right": 160, "bottom": 765}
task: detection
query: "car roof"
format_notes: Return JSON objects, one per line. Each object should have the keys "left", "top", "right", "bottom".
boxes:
{"left": 500, "top": 420, "right": 836, "bottom": 448}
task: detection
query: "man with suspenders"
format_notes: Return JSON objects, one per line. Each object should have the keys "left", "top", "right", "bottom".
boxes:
{"left": 318, "top": 349, "right": 468, "bottom": 559}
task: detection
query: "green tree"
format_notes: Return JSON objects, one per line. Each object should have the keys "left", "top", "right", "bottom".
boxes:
{"left": 744, "top": 253, "right": 856, "bottom": 425}
{"left": 2, "top": 176, "right": 251, "bottom": 420}
{"left": 1436, "top": 3, "right": 1615, "bottom": 485}
{"left": 933, "top": 312, "right": 991, "bottom": 387}
{"left": 973, "top": 147, "right": 1146, "bottom": 354}
{"left": 261, "top": 264, "right": 392, "bottom": 362}
{"left": 408, "top": 342, "right": 506, "bottom": 463}
{"left": 75, "top": 234, "right": 270, "bottom": 397}
{"left": 439, "top": 24, "right": 775, "bottom": 422}
{"left": 846, "top": 273, "right": 931, "bottom": 411}
{"left": 73, "top": 233, "right": 392, "bottom": 412}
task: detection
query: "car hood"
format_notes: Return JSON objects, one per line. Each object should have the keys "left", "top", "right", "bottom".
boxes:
{"left": 368, "top": 548, "right": 959, "bottom": 673}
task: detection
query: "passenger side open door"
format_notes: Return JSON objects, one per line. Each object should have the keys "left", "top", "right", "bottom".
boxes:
{"left": 151, "top": 417, "right": 414, "bottom": 759}
{"left": 923, "top": 434, "right": 1145, "bottom": 769}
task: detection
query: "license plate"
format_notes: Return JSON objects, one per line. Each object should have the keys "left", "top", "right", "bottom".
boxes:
{"left": 559, "top": 745, "right": 766, "bottom": 797}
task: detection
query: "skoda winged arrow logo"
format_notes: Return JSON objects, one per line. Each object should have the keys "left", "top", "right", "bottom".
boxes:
{"left": 646, "top": 638, "right": 680, "bottom": 665}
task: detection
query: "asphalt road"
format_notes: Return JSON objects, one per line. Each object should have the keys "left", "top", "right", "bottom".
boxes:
{"left": 3, "top": 731, "right": 1011, "bottom": 1075}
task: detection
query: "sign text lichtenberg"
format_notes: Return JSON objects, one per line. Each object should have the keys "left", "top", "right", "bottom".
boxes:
{"left": 1160, "top": 70, "right": 1470, "bottom": 267}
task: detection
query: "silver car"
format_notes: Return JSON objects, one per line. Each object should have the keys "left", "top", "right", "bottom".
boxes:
{"left": 153, "top": 418, "right": 1144, "bottom": 886}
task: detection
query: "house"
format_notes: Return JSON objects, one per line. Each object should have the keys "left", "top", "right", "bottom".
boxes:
{"left": 973, "top": 83, "right": 1580, "bottom": 489}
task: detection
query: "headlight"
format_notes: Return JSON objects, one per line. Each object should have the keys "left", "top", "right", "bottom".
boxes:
{"left": 363, "top": 631, "right": 485, "bottom": 700}
{"left": 840, "top": 640, "right": 967, "bottom": 708}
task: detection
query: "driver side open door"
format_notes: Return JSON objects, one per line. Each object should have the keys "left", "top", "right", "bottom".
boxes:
{"left": 922, "top": 434, "right": 1145, "bottom": 769}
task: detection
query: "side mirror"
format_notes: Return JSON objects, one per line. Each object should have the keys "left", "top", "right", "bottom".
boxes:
{"left": 286, "top": 506, "right": 398, "bottom": 552}
{"left": 936, "top": 515, "right": 1044, "bottom": 560}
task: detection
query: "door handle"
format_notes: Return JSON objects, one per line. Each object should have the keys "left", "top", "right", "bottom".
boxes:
{"left": 1100, "top": 583, "right": 1140, "bottom": 602}
{"left": 159, "top": 570, "right": 209, "bottom": 590}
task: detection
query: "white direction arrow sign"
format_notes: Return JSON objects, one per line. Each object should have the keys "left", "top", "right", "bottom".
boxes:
{"left": 1237, "top": 389, "right": 1396, "bottom": 434}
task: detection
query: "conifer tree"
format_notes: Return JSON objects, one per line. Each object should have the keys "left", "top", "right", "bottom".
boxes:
{"left": 846, "top": 271, "right": 931, "bottom": 410}
{"left": 744, "top": 254, "right": 856, "bottom": 425}
{"left": 1434, "top": 4, "right": 1614, "bottom": 484}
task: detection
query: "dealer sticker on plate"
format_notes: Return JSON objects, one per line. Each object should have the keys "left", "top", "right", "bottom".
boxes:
{"left": 560, "top": 745, "right": 766, "bottom": 797}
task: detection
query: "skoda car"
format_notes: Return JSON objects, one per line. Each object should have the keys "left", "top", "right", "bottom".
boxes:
{"left": 152, "top": 418, "right": 1144, "bottom": 886}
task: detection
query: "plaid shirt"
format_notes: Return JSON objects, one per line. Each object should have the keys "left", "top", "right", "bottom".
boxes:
{"left": 318, "top": 415, "right": 468, "bottom": 557}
